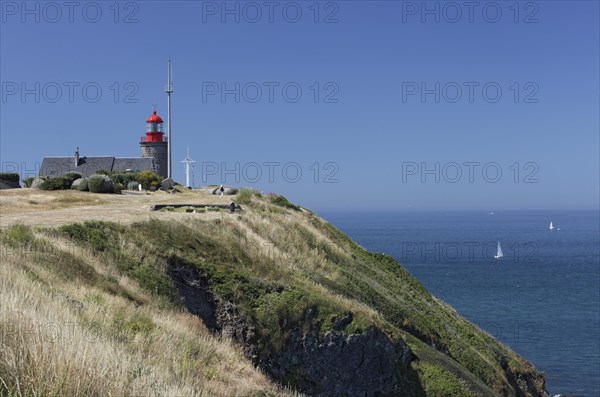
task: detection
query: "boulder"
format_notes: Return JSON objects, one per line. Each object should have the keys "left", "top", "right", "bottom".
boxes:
{"left": 30, "top": 176, "right": 47, "bottom": 189}
{"left": 161, "top": 178, "right": 176, "bottom": 190}
{"left": 71, "top": 178, "right": 84, "bottom": 188}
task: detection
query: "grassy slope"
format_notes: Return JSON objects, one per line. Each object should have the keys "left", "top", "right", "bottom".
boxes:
{"left": 0, "top": 191, "right": 546, "bottom": 396}
{"left": 0, "top": 224, "right": 296, "bottom": 396}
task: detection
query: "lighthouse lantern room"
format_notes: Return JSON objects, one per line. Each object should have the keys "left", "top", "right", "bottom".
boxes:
{"left": 143, "top": 111, "right": 165, "bottom": 142}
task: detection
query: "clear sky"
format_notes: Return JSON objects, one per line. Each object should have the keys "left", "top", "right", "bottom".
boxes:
{"left": 1, "top": 1, "right": 598, "bottom": 212}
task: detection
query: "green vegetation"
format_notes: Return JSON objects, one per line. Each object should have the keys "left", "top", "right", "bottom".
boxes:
{"left": 112, "top": 172, "right": 140, "bottom": 187}
{"left": 64, "top": 172, "right": 82, "bottom": 182}
{"left": 37, "top": 173, "right": 82, "bottom": 191}
{"left": 58, "top": 221, "right": 178, "bottom": 305}
{"left": 132, "top": 170, "right": 162, "bottom": 190}
{"left": 40, "top": 176, "right": 70, "bottom": 190}
{"left": 415, "top": 363, "right": 475, "bottom": 397}
{"left": 23, "top": 176, "right": 35, "bottom": 187}
{"left": 0, "top": 192, "right": 546, "bottom": 396}
{"left": 269, "top": 194, "right": 301, "bottom": 211}
{"left": 77, "top": 178, "right": 89, "bottom": 191}
{"left": 236, "top": 188, "right": 256, "bottom": 205}
{"left": 1, "top": 223, "right": 37, "bottom": 248}
{"left": 113, "top": 182, "right": 125, "bottom": 194}
{"left": 92, "top": 169, "right": 162, "bottom": 191}
{"left": 59, "top": 221, "right": 125, "bottom": 252}
{"left": 0, "top": 172, "right": 20, "bottom": 183}
{"left": 87, "top": 175, "right": 112, "bottom": 193}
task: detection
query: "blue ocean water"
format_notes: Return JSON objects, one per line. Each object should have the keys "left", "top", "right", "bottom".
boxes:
{"left": 320, "top": 210, "right": 600, "bottom": 397}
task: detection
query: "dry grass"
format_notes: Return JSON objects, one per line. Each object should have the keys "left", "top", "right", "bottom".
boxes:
{"left": 0, "top": 231, "right": 298, "bottom": 396}
{"left": 0, "top": 189, "right": 233, "bottom": 228}
{"left": 0, "top": 190, "right": 106, "bottom": 214}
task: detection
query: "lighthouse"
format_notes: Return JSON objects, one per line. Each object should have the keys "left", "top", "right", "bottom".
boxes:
{"left": 140, "top": 110, "right": 168, "bottom": 178}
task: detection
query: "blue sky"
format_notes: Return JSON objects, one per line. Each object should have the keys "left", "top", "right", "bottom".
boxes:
{"left": 1, "top": 1, "right": 598, "bottom": 212}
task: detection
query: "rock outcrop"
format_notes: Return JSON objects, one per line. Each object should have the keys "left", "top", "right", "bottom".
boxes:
{"left": 270, "top": 328, "right": 411, "bottom": 396}
{"left": 167, "top": 263, "right": 412, "bottom": 396}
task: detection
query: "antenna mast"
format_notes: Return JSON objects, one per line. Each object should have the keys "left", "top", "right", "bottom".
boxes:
{"left": 166, "top": 60, "right": 174, "bottom": 179}
{"left": 181, "top": 146, "right": 196, "bottom": 188}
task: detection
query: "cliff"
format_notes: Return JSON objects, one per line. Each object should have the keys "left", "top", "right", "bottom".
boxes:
{"left": 0, "top": 189, "right": 548, "bottom": 396}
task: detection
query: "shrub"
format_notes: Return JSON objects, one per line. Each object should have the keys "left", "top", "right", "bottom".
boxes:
{"left": 271, "top": 195, "right": 301, "bottom": 211}
{"left": 236, "top": 188, "right": 255, "bottom": 205}
{"left": 127, "top": 181, "right": 140, "bottom": 191}
{"left": 1, "top": 223, "right": 36, "bottom": 247}
{"left": 111, "top": 172, "right": 138, "bottom": 187}
{"left": 23, "top": 177, "right": 35, "bottom": 188}
{"left": 113, "top": 183, "right": 125, "bottom": 194}
{"left": 135, "top": 170, "right": 161, "bottom": 190}
{"left": 57, "top": 172, "right": 82, "bottom": 189}
{"left": 88, "top": 175, "right": 113, "bottom": 194}
{"left": 59, "top": 221, "right": 125, "bottom": 252}
{"left": 88, "top": 176, "right": 102, "bottom": 192}
{"left": 96, "top": 169, "right": 111, "bottom": 176}
{"left": 0, "top": 172, "right": 20, "bottom": 183}
{"left": 77, "top": 179, "right": 89, "bottom": 191}
{"left": 64, "top": 172, "right": 82, "bottom": 181}
{"left": 40, "top": 177, "right": 69, "bottom": 191}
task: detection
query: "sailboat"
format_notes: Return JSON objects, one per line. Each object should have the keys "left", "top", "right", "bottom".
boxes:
{"left": 549, "top": 222, "right": 554, "bottom": 230}
{"left": 494, "top": 242, "right": 503, "bottom": 260}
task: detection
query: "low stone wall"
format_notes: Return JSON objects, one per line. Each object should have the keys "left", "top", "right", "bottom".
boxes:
{"left": 149, "top": 203, "right": 242, "bottom": 213}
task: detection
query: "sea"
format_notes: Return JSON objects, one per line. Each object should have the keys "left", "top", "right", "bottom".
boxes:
{"left": 320, "top": 210, "right": 600, "bottom": 397}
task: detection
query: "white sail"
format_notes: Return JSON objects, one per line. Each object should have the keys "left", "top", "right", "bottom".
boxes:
{"left": 549, "top": 222, "right": 554, "bottom": 230}
{"left": 494, "top": 242, "right": 503, "bottom": 259}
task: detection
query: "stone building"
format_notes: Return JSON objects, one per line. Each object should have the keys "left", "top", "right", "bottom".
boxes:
{"left": 40, "top": 110, "right": 168, "bottom": 179}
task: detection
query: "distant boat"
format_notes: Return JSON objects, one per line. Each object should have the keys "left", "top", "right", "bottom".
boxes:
{"left": 494, "top": 242, "right": 503, "bottom": 260}
{"left": 549, "top": 222, "right": 554, "bottom": 230}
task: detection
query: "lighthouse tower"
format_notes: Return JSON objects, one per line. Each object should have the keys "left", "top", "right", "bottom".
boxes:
{"left": 140, "top": 110, "right": 168, "bottom": 179}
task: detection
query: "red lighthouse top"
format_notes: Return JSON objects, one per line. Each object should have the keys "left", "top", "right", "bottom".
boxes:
{"left": 141, "top": 110, "right": 166, "bottom": 143}
{"left": 146, "top": 111, "right": 164, "bottom": 124}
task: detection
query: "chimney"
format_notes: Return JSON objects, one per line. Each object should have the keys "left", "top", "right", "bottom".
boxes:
{"left": 75, "top": 146, "right": 80, "bottom": 167}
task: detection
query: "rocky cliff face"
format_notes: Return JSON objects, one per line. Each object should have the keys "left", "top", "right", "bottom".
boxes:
{"left": 168, "top": 263, "right": 414, "bottom": 396}
{"left": 271, "top": 328, "right": 411, "bottom": 396}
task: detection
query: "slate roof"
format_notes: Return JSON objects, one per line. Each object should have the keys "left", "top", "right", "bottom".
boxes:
{"left": 40, "top": 156, "right": 154, "bottom": 178}
{"left": 40, "top": 157, "right": 78, "bottom": 177}
{"left": 113, "top": 157, "right": 153, "bottom": 173}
